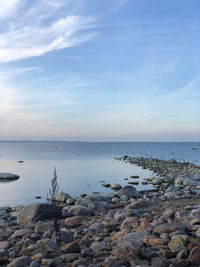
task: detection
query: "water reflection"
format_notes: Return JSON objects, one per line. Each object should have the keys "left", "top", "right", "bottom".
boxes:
{"left": 0, "top": 177, "right": 19, "bottom": 183}
{"left": 0, "top": 158, "right": 154, "bottom": 206}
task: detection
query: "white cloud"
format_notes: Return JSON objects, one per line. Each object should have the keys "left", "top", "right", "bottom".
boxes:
{"left": 0, "top": 1, "right": 96, "bottom": 63}
{"left": 0, "top": 0, "right": 22, "bottom": 19}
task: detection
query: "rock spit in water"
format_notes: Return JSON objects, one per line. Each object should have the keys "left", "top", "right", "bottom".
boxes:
{"left": 0, "top": 173, "right": 20, "bottom": 181}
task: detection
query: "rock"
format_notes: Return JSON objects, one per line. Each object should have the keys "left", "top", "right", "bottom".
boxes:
{"left": 31, "top": 253, "right": 43, "bottom": 262}
{"left": 152, "top": 178, "right": 163, "bottom": 185}
{"left": 102, "top": 183, "right": 111, "bottom": 188}
{"left": 75, "top": 198, "right": 91, "bottom": 206}
{"left": 53, "top": 229, "right": 73, "bottom": 244}
{"left": 103, "top": 256, "right": 127, "bottom": 267}
{"left": 164, "top": 192, "right": 178, "bottom": 199}
{"left": 65, "top": 216, "right": 85, "bottom": 228}
{"left": 120, "top": 217, "right": 139, "bottom": 231}
{"left": 34, "top": 222, "right": 52, "bottom": 234}
{"left": 130, "top": 175, "right": 140, "bottom": 178}
{"left": 188, "top": 246, "right": 200, "bottom": 265}
{"left": 112, "top": 241, "right": 138, "bottom": 263}
{"left": 166, "top": 185, "right": 181, "bottom": 192}
{"left": 0, "top": 173, "right": 20, "bottom": 180}
{"left": 0, "top": 249, "right": 9, "bottom": 263}
{"left": 30, "top": 261, "right": 40, "bottom": 267}
{"left": 11, "top": 228, "right": 33, "bottom": 238}
{"left": 32, "top": 238, "right": 58, "bottom": 256}
{"left": 69, "top": 205, "right": 94, "bottom": 216}
{"left": 117, "top": 186, "right": 138, "bottom": 198}
{"left": 17, "top": 203, "right": 61, "bottom": 225}
{"left": 91, "top": 242, "right": 109, "bottom": 252}
{"left": 86, "top": 194, "right": 109, "bottom": 202}
{"left": 162, "top": 175, "right": 173, "bottom": 183}
{"left": 162, "top": 249, "right": 177, "bottom": 259}
{"left": 144, "top": 235, "right": 167, "bottom": 246}
{"left": 66, "top": 198, "right": 75, "bottom": 205}
{"left": 168, "top": 235, "right": 188, "bottom": 251}
{"left": 153, "top": 223, "right": 188, "bottom": 235}
{"left": 88, "top": 201, "right": 109, "bottom": 215}
{"left": 61, "top": 241, "right": 80, "bottom": 253}
{"left": 111, "top": 184, "right": 122, "bottom": 190}
{"left": 151, "top": 256, "right": 170, "bottom": 267}
{"left": 175, "top": 177, "right": 199, "bottom": 187}
{"left": 196, "top": 228, "right": 200, "bottom": 237}
{"left": 41, "top": 258, "right": 57, "bottom": 266}
{"left": 55, "top": 192, "right": 71, "bottom": 202}
{"left": 125, "top": 199, "right": 149, "bottom": 209}
{"left": 111, "top": 197, "right": 120, "bottom": 204}
{"left": 7, "top": 256, "right": 32, "bottom": 267}
{"left": 60, "top": 253, "right": 80, "bottom": 263}
{"left": 0, "top": 241, "right": 10, "bottom": 249}
{"left": 177, "top": 248, "right": 188, "bottom": 259}
{"left": 124, "top": 230, "right": 150, "bottom": 247}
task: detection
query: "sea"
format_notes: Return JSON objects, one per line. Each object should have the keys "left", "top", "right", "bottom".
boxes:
{"left": 0, "top": 141, "right": 200, "bottom": 206}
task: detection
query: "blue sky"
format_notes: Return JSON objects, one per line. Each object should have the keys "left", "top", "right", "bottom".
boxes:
{"left": 0, "top": 0, "right": 200, "bottom": 141}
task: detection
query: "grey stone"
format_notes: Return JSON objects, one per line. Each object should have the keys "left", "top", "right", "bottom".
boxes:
{"left": 91, "top": 242, "right": 110, "bottom": 252}
{"left": 30, "top": 261, "right": 40, "bottom": 267}
{"left": 111, "top": 184, "right": 122, "bottom": 190}
{"left": 86, "top": 194, "right": 110, "bottom": 202}
{"left": 117, "top": 186, "right": 138, "bottom": 198}
{"left": 151, "top": 256, "right": 169, "bottom": 267}
{"left": 123, "top": 230, "right": 150, "bottom": 247}
{"left": 55, "top": 192, "right": 71, "bottom": 202}
{"left": 7, "top": 256, "right": 32, "bottom": 267}
{"left": 17, "top": 203, "right": 62, "bottom": 225}
{"left": 69, "top": 205, "right": 94, "bottom": 216}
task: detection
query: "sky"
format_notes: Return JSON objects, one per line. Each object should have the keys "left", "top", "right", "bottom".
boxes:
{"left": 0, "top": 0, "right": 200, "bottom": 141}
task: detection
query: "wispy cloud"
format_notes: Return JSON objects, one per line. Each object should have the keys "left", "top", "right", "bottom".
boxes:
{"left": 0, "top": 0, "right": 96, "bottom": 63}
{"left": 0, "top": 67, "right": 42, "bottom": 81}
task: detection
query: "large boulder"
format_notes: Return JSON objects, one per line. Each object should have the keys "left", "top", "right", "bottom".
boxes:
{"left": 17, "top": 203, "right": 62, "bottom": 225}
{"left": 117, "top": 186, "right": 138, "bottom": 198}
{"left": 0, "top": 173, "right": 19, "bottom": 181}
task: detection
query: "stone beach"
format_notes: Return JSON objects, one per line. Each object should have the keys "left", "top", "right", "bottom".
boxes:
{"left": 1, "top": 157, "right": 200, "bottom": 266}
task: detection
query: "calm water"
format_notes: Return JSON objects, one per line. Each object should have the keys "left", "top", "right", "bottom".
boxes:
{"left": 0, "top": 141, "right": 199, "bottom": 206}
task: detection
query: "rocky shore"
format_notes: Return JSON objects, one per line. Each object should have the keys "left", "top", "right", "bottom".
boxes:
{"left": 1, "top": 157, "right": 200, "bottom": 266}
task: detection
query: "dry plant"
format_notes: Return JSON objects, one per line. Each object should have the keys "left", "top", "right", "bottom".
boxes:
{"left": 49, "top": 167, "right": 60, "bottom": 243}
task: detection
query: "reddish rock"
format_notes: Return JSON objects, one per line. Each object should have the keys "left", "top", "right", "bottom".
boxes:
{"left": 138, "top": 220, "right": 153, "bottom": 231}
{"left": 120, "top": 217, "right": 139, "bottom": 231}
{"left": 144, "top": 235, "right": 167, "bottom": 246}
{"left": 111, "top": 229, "right": 127, "bottom": 241}
{"left": 64, "top": 216, "right": 85, "bottom": 228}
